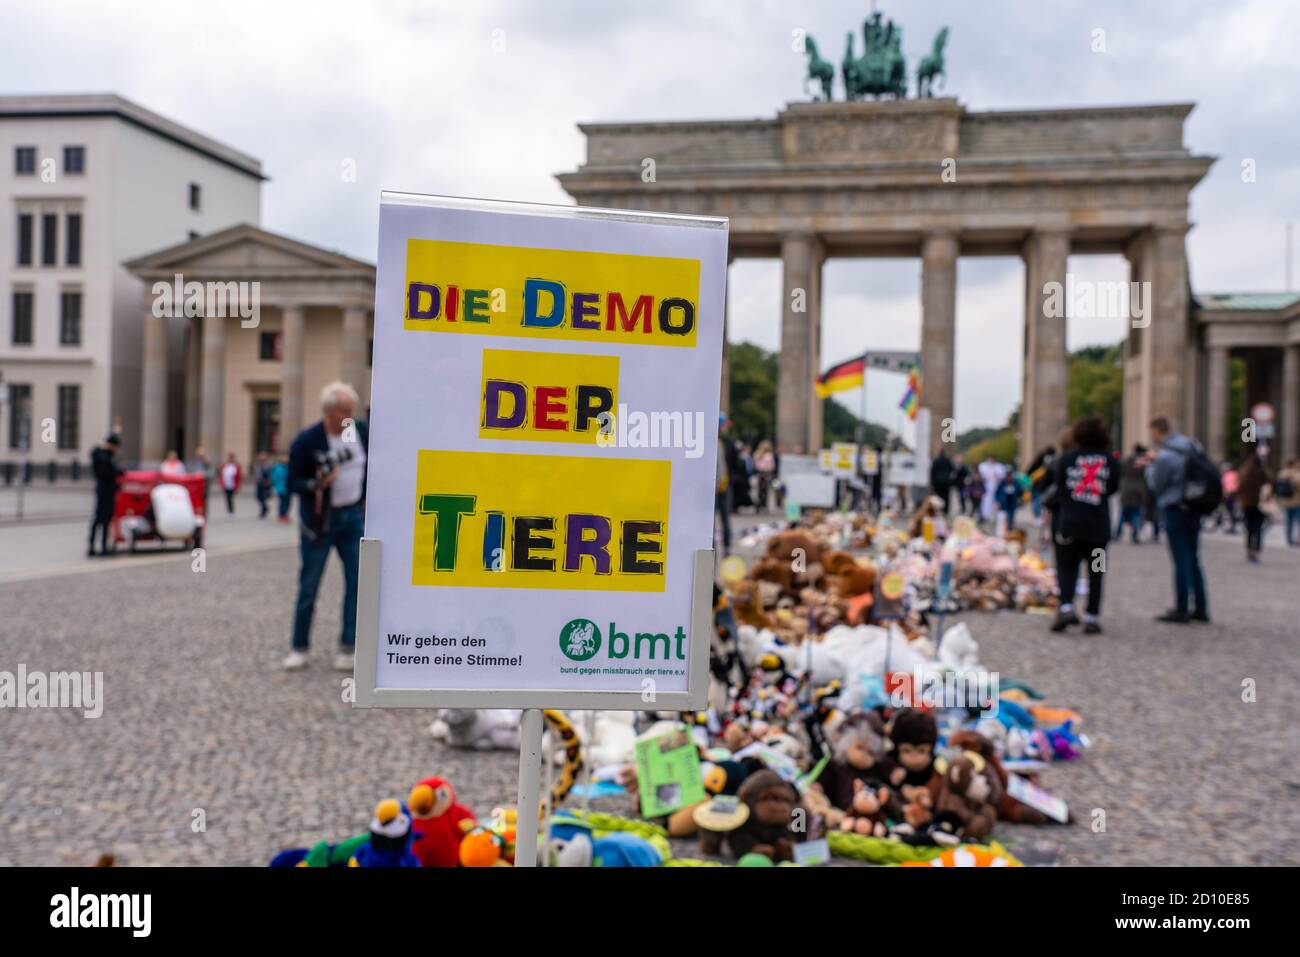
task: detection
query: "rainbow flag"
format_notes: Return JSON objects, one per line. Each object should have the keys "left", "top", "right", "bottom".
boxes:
{"left": 898, "top": 364, "right": 921, "bottom": 420}
{"left": 814, "top": 354, "right": 866, "bottom": 399}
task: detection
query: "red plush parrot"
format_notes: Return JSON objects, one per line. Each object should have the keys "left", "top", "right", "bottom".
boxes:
{"left": 408, "top": 776, "right": 475, "bottom": 867}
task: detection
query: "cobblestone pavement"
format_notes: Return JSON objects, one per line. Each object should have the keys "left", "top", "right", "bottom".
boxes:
{"left": 0, "top": 533, "right": 1296, "bottom": 866}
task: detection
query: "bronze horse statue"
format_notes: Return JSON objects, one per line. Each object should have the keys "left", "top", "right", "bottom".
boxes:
{"left": 917, "top": 26, "right": 949, "bottom": 97}
{"left": 804, "top": 36, "right": 834, "bottom": 101}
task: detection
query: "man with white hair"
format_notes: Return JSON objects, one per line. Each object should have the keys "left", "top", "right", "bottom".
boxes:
{"left": 283, "top": 381, "right": 368, "bottom": 671}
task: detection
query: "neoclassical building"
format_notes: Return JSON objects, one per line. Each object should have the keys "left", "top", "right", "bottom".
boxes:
{"left": 1195, "top": 292, "right": 1300, "bottom": 462}
{"left": 556, "top": 98, "right": 1300, "bottom": 465}
{"left": 125, "top": 224, "right": 374, "bottom": 465}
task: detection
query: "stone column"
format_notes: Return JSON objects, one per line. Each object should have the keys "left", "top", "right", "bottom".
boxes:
{"left": 199, "top": 313, "right": 226, "bottom": 457}
{"left": 280, "top": 304, "right": 306, "bottom": 440}
{"left": 1121, "top": 234, "right": 1152, "bottom": 452}
{"left": 1020, "top": 229, "right": 1071, "bottom": 468}
{"left": 340, "top": 305, "right": 369, "bottom": 394}
{"left": 1205, "top": 343, "right": 1229, "bottom": 462}
{"left": 1149, "top": 226, "right": 1191, "bottom": 427}
{"left": 920, "top": 233, "right": 958, "bottom": 455}
{"left": 139, "top": 305, "right": 169, "bottom": 464}
{"left": 776, "top": 232, "right": 823, "bottom": 455}
{"left": 185, "top": 318, "right": 201, "bottom": 458}
{"left": 1283, "top": 342, "right": 1300, "bottom": 463}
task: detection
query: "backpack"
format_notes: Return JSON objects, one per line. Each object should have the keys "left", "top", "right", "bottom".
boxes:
{"left": 1179, "top": 444, "right": 1223, "bottom": 516}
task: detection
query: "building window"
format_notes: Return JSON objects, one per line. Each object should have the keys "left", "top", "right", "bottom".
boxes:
{"left": 63, "top": 146, "right": 85, "bottom": 174}
{"left": 15, "top": 146, "right": 36, "bottom": 174}
{"left": 57, "top": 385, "right": 80, "bottom": 451}
{"left": 6, "top": 383, "right": 33, "bottom": 450}
{"left": 367, "top": 338, "right": 373, "bottom": 367}
{"left": 41, "top": 214, "right": 57, "bottom": 266}
{"left": 255, "top": 398, "right": 281, "bottom": 454}
{"left": 12, "top": 291, "right": 34, "bottom": 345}
{"left": 66, "top": 213, "right": 82, "bottom": 267}
{"left": 189, "top": 183, "right": 201, "bottom": 211}
{"left": 60, "top": 291, "right": 82, "bottom": 345}
{"left": 259, "top": 331, "right": 283, "bottom": 361}
{"left": 17, "top": 214, "right": 33, "bottom": 266}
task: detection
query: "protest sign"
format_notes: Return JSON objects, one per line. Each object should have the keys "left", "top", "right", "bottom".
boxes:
{"left": 354, "top": 193, "right": 727, "bottom": 711}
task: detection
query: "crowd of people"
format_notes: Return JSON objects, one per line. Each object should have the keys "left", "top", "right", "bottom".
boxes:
{"left": 713, "top": 411, "right": 1296, "bottom": 641}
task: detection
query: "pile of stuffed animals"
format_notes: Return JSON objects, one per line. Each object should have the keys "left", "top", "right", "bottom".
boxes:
{"left": 271, "top": 509, "right": 1086, "bottom": 869}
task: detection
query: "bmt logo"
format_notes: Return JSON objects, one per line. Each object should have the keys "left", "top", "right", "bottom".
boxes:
{"left": 559, "top": 619, "right": 601, "bottom": 661}
{"left": 558, "top": 618, "right": 686, "bottom": 662}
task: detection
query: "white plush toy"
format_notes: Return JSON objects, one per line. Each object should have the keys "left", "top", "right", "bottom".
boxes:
{"left": 428, "top": 708, "right": 521, "bottom": 751}
{"left": 937, "top": 621, "right": 981, "bottom": 673}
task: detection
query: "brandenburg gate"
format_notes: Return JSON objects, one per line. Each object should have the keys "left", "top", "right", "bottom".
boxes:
{"left": 558, "top": 98, "right": 1216, "bottom": 465}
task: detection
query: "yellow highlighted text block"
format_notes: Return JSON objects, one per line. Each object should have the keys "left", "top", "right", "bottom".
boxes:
{"left": 479, "top": 349, "right": 619, "bottom": 445}
{"left": 411, "top": 449, "right": 671, "bottom": 591}
{"left": 403, "top": 239, "right": 699, "bottom": 347}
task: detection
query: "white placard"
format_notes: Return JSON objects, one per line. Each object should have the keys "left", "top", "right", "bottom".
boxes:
{"left": 354, "top": 193, "right": 727, "bottom": 709}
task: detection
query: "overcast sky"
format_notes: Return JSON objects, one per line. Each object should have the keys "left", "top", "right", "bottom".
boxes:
{"left": 4, "top": 0, "right": 1297, "bottom": 433}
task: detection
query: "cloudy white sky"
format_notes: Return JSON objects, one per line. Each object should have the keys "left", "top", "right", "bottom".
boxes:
{"left": 4, "top": 0, "right": 1298, "bottom": 433}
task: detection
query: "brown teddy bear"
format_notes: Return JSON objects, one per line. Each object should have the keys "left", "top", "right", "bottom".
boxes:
{"left": 765, "top": 530, "right": 825, "bottom": 590}
{"left": 935, "top": 752, "right": 1001, "bottom": 842}
{"left": 727, "top": 579, "right": 773, "bottom": 629}
{"left": 948, "top": 729, "right": 1053, "bottom": 825}
{"left": 749, "top": 556, "right": 795, "bottom": 599}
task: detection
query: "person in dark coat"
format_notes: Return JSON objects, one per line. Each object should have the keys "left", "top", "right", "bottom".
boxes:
{"left": 88, "top": 434, "right": 123, "bottom": 556}
{"left": 1236, "top": 449, "right": 1272, "bottom": 563}
{"left": 1050, "top": 416, "right": 1120, "bottom": 635}
{"left": 952, "top": 454, "right": 971, "bottom": 515}
{"left": 1115, "top": 444, "right": 1149, "bottom": 543}
{"left": 929, "top": 449, "right": 955, "bottom": 514}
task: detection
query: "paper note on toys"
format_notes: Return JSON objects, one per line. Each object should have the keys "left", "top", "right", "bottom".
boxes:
{"left": 364, "top": 194, "right": 728, "bottom": 700}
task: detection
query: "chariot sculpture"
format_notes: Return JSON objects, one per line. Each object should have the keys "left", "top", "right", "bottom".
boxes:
{"left": 802, "top": 8, "right": 948, "bottom": 101}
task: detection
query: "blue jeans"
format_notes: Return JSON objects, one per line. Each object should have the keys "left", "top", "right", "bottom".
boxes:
{"left": 1287, "top": 506, "right": 1300, "bottom": 546}
{"left": 292, "top": 504, "right": 363, "bottom": 651}
{"left": 1163, "top": 505, "right": 1207, "bottom": 617}
{"left": 1116, "top": 504, "right": 1142, "bottom": 542}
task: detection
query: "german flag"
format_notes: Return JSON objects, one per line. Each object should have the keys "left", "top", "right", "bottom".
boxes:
{"left": 814, "top": 354, "right": 866, "bottom": 399}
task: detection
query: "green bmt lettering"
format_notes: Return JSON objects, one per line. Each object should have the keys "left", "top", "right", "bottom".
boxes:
{"left": 607, "top": 622, "right": 687, "bottom": 660}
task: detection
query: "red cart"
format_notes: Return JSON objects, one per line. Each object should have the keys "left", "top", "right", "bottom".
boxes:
{"left": 110, "top": 470, "right": 207, "bottom": 553}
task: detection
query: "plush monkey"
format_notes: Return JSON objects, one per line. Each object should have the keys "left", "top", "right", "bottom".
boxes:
{"left": 887, "top": 708, "right": 941, "bottom": 825}
{"left": 726, "top": 769, "right": 805, "bottom": 862}
{"left": 840, "top": 779, "right": 892, "bottom": 837}
{"left": 818, "top": 711, "right": 899, "bottom": 813}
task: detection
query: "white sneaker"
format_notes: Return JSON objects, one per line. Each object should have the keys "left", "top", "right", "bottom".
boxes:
{"left": 333, "top": 650, "right": 355, "bottom": 672}
{"left": 283, "top": 650, "right": 309, "bottom": 671}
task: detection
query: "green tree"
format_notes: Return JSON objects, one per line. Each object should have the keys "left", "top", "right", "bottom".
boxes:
{"left": 726, "top": 341, "right": 777, "bottom": 445}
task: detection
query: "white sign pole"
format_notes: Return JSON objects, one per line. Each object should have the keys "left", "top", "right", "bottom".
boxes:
{"left": 515, "top": 708, "right": 544, "bottom": 868}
